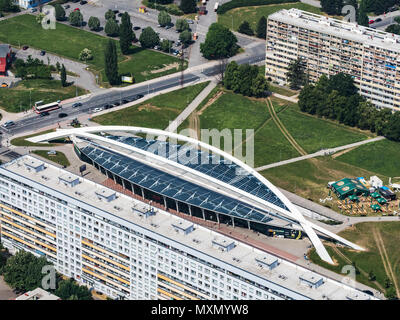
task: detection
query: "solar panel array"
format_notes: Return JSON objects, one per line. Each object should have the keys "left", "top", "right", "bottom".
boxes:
{"left": 107, "top": 135, "right": 288, "bottom": 211}
{"left": 80, "top": 143, "right": 273, "bottom": 223}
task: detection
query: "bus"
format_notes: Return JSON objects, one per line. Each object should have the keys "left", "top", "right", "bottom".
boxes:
{"left": 214, "top": 2, "right": 219, "bottom": 12}
{"left": 33, "top": 101, "right": 60, "bottom": 114}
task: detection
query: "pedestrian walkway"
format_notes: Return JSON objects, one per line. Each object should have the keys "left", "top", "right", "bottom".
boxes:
{"left": 255, "top": 136, "right": 385, "bottom": 171}
{"left": 163, "top": 80, "right": 217, "bottom": 134}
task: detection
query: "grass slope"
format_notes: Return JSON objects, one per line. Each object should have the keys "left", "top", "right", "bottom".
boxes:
{"left": 32, "top": 150, "right": 70, "bottom": 167}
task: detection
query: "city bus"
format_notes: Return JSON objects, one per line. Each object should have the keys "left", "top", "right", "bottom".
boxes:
{"left": 33, "top": 101, "right": 60, "bottom": 114}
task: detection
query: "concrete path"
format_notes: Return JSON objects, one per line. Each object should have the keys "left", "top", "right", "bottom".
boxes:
{"left": 300, "top": 0, "right": 321, "bottom": 8}
{"left": 255, "top": 136, "right": 385, "bottom": 171}
{"left": 0, "top": 276, "right": 16, "bottom": 300}
{"left": 163, "top": 80, "right": 217, "bottom": 134}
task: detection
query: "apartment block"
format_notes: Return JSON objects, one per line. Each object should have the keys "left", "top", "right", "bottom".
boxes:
{"left": 266, "top": 8, "right": 400, "bottom": 110}
{"left": 0, "top": 156, "right": 374, "bottom": 300}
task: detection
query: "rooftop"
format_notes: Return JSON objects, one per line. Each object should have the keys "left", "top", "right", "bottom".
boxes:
{"left": 0, "top": 155, "right": 376, "bottom": 300}
{"left": 269, "top": 8, "right": 400, "bottom": 52}
{"left": 15, "top": 288, "right": 60, "bottom": 301}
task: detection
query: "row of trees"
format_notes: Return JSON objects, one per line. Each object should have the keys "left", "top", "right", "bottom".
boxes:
{"left": 223, "top": 61, "right": 269, "bottom": 97}
{"left": 321, "top": 0, "right": 399, "bottom": 16}
{"left": 0, "top": 250, "right": 92, "bottom": 300}
{"left": 0, "top": 0, "right": 19, "bottom": 12}
{"left": 237, "top": 16, "right": 267, "bottom": 39}
{"left": 298, "top": 73, "right": 400, "bottom": 141}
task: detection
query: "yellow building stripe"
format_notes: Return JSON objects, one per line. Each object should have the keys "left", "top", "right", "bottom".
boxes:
{"left": 158, "top": 274, "right": 209, "bottom": 299}
{"left": 81, "top": 239, "right": 129, "bottom": 265}
{"left": 82, "top": 254, "right": 129, "bottom": 278}
{"left": 1, "top": 224, "right": 56, "bottom": 252}
{"left": 1, "top": 230, "right": 57, "bottom": 259}
{"left": 158, "top": 282, "right": 200, "bottom": 300}
{"left": 157, "top": 288, "right": 183, "bottom": 300}
{"left": 0, "top": 204, "right": 56, "bottom": 236}
{"left": 82, "top": 261, "right": 130, "bottom": 285}
{"left": 82, "top": 267, "right": 129, "bottom": 292}
{"left": 81, "top": 248, "right": 130, "bottom": 271}
{"left": 0, "top": 217, "right": 56, "bottom": 244}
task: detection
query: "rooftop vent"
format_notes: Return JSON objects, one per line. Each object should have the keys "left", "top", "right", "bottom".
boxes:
{"left": 41, "top": 175, "right": 49, "bottom": 181}
{"left": 212, "top": 238, "right": 235, "bottom": 252}
{"left": 299, "top": 273, "right": 324, "bottom": 289}
{"left": 172, "top": 221, "right": 194, "bottom": 235}
{"left": 24, "top": 159, "right": 44, "bottom": 173}
{"left": 95, "top": 189, "right": 116, "bottom": 202}
{"left": 59, "top": 173, "right": 80, "bottom": 188}
{"left": 255, "top": 256, "right": 279, "bottom": 270}
{"left": 132, "top": 207, "right": 155, "bottom": 218}
{"left": 232, "top": 257, "right": 241, "bottom": 263}
{"left": 192, "top": 238, "right": 201, "bottom": 244}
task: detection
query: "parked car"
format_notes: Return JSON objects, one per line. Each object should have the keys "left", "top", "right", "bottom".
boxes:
{"left": 47, "top": 150, "right": 57, "bottom": 155}
{"left": 40, "top": 50, "right": 46, "bottom": 56}
{"left": 113, "top": 102, "right": 120, "bottom": 106}
{"left": 389, "top": 6, "right": 398, "bottom": 12}
{"left": 74, "top": 8, "right": 80, "bottom": 12}
{"left": 135, "top": 94, "right": 144, "bottom": 99}
{"left": 2, "top": 121, "right": 15, "bottom": 128}
{"left": 72, "top": 102, "right": 82, "bottom": 108}
{"left": 186, "top": 19, "right": 194, "bottom": 24}
{"left": 1, "top": 83, "right": 8, "bottom": 88}
{"left": 64, "top": 4, "right": 70, "bottom": 9}
{"left": 22, "top": 45, "right": 29, "bottom": 50}
{"left": 369, "top": 20, "right": 375, "bottom": 24}
{"left": 92, "top": 107, "right": 103, "bottom": 112}
{"left": 165, "top": 25, "right": 172, "bottom": 29}
{"left": 133, "top": 26, "right": 141, "bottom": 30}
{"left": 40, "top": 111, "right": 50, "bottom": 117}
{"left": 122, "top": 99, "right": 129, "bottom": 104}
{"left": 375, "top": 18, "right": 382, "bottom": 23}
{"left": 80, "top": 0, "right": 87, "bottom": 4}
{"left": 118, "top": 12, "right": 123, "bottom": 17}
{"left": 58, "top": 112, "right": 68, "bottom": 118}
{"left": 113, "top": 9, "right": 119, "bottom": 14}
{"left": 103, "top": 104, "right": 112, "bottom": 109}
{"left": 30, "top": 8, "right": 37, "bottom": 13}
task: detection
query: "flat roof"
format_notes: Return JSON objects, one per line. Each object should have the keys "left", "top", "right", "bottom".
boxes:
{"left": 0, "top": 155, "right": 376, "bottom": 300}
{"left": 268, "top": 8, "right": 400, "bottom": 53}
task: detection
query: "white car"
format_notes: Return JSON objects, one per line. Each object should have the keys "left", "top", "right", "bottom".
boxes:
{"left": 93, "top": 107, "right": 103, "bottom": 113}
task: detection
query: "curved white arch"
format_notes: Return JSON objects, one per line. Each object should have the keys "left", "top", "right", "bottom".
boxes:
{"left": 30, "top": 126, "right": 365, "bottom": 262}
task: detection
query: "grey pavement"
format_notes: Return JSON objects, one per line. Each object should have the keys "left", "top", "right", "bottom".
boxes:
{"left": 300, "top": 0, "right": 321, "bottom": 8}
{"left": 255, "top": 136, "right": 386, "bottom": 171}
{"left": 0, "top": 276, "right": 16, "bottom": 300}
{"left": 164, "top": 79, "right": 217, "bottom": 134}
{"left": 14, "top": 47, "right": 102, "bottom": 93}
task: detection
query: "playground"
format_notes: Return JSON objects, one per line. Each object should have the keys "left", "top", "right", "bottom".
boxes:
{"left": 326, "top": 177, "right": 400, "bottom": 217}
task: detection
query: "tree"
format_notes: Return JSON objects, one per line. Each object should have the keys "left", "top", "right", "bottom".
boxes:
{"left": 256, "top": 16, "right": 267, "bottom": 39}
{"left": 104, "top": 39, "right": 120, "bottom": 85}
{"left": 286, "top": 58, "right": 306, "bottom": 90}
{"left": 200, "top": 23, "right": 239, "bottom": 60}
{"left": 60, "top": 64, "right": 67, "bottom": 87}
{"left": 238, "top": 21, "right": 254, "bottom": 36}
{"left": 368, "top": 271, "right": 376, "bottom": 281}
{"left": 180, "top": 0, "right": 197, "bottom": 14}
{"left": 139, "top": 27, "right": 160, "bottom": 49}
{"left": 358, "top": 0, "right": 369, "bottom": 27}
{"left": 36, "top": 12, "right": 46, "bottom": 24}
{"left": 79, "top": 48, "right": 93, "bottom": 61}
{"left": 88, "top": 16, "right": 101, "bottom": 31}
{"left": 105, "top": 18, "right": 120, "bottom": 37}
{"left": 160, "top": 39, "right": 173, "bottom": 53}
{"left": 385, "top": 277, "right": 392, "bottom": 288}
{"left": 120, "top": 12, "right": 134, "bottom": 54}
{"left": 179, "top": 30, "right": 192, "bottom": 46}
{"left": 0, "top": 0, "right": 19, "bottom": 12}
{"left": 55, "top": 278, "right": 93, "bottom": 300}
{"left": 320, "top": 0, "right": 344, "bottom": 15}
{"left": 54, "top": 4, "right": 66, "bottom": 21}
{"left": 175, "top": 18, "right": 189, "bottom": 32}
{"left": 2, "top": 251, "right": 49, "bottom": 292}
{"left": 105, "top": 9, "right": 116, "bottom": 21}
{"left": 158, "top": 10, "right": 171, "bottom": 27}
{"left": 223, "top": 61, "right": 240, "bottom": 90}
{"left": 326, "top": 73, "right": 358, "bottom": 97}
{"left": 386, "top": 24, "right": 400, "bottom": 35}
{"left": 251, "top": 74, "right": 269, "bottom": 97}
{"left": 69, "top": 10, "right": 83, "bottom": 27}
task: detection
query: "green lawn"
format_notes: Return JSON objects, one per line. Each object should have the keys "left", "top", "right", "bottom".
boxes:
{"left": 218, "top": 2, "right": 323, "bottom": 31}
{"left": 336, "top": 139, "right": 400, "bottom": 178}
{"left": 278, "top": 105, "right": 371, "bottom": 154}
{"left": 10, "top": 129, "right": 56, "bottom": 147}
{"left": 0, "top": 79, "right": 86, "bottom": 112}
{"left": 0, "top": 14, "right": 184, "bottom": 85}
{"left": 92, "top": 82, "right": 210, "bottom": 129}
{"left": 309, "top": 222, "right": 400, "bottom": 298}
{"left": 32, "top": 150, "right": 70, "bottom": 167}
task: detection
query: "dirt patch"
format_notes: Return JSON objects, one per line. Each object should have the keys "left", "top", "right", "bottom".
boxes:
{"left": 198, "top": 90, "right": 224, "bottom": 115}
{"left": 141, "top": 63, "right": 180, "bottom": 76}
{"left": 138, "top": 104, "right": 161, "bottom": 112}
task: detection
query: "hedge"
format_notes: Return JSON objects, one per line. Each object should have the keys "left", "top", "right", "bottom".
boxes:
{"left": 146, "top": 2, "right": 184, "bottom": 16}
{"left": 217, "top": 0, "right": 299, "bottom": 14}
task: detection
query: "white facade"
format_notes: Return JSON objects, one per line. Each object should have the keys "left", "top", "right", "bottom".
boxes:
{"left": 0, "top": 155, "right": 376, "bottom": 300}
{"left": 369, "top": 176, "right": 383, "bottom": 188}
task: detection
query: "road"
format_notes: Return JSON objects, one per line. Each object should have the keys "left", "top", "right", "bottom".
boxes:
{"left": 0, "top": 51, "right": 265, "bottom": 138}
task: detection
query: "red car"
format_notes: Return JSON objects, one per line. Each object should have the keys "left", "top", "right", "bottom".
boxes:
{"left": 74, "top": 8, "right": 80, "bottom": 11}
{"left": 369, "top": 20, "right": 375, "bottom": 24}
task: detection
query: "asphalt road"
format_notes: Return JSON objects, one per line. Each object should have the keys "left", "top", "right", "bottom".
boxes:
{"left": 1, "top": 52, "right": 265, "bottom": 137}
